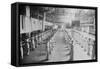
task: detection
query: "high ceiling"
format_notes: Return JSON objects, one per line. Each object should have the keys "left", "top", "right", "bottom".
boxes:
{"left": 45, "top": 8, "right": 95, "bottom": 24}
{"left": 20, "top": 6, "right": 95, "bottom": 24}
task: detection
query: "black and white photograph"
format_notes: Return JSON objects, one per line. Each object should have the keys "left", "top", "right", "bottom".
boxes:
{"left": 14, "top": 3, "right": 97, "bottom": 65}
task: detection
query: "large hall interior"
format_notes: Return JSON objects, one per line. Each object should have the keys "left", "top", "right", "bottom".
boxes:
{"left": 19, "top": 5, "right": 96, "bottom": 64}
